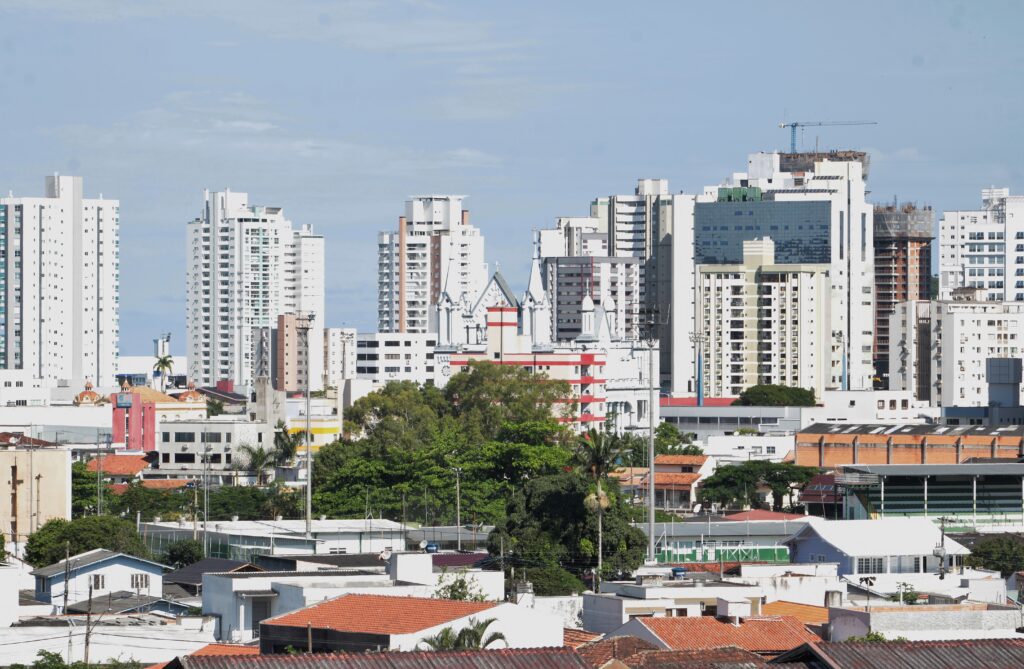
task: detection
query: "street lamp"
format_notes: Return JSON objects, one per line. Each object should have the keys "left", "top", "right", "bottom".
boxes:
{"left": 295, "top": 313, "right": 316, "bottom": 540}
{"left": 451, "top": 467, "right": 463, "bottom": 551}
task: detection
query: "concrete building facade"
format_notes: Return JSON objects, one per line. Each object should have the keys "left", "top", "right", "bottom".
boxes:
{"left": 186, "top": 189, "right": 324, "bottom": 392}
{"left": 0, "top": 176, "right": 119, "bottom": 390}
{"left": 939, "top": 188, "right": 1024, "bottom": 302}
{"left": 697, "top": 238, "right": 830, "bottom": 398}
{"left": 0, "top": 446, "right": 71, "bottom": 549}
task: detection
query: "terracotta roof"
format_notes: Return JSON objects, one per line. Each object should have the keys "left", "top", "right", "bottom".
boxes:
{"left": 174, "top": 648, "right": 589, "bottom": 669}
{"left": 660, "top": 397, "right": 737, "bottom": 407}
{"left": 113, "top": 386, "right": 182, "bottom": 404}
{"left": 110, "top": 479, "right": 194, "bottom": 495}
{"left": 87, "top": 454, "right": 150, "bottom": 476}
{"left": 610, "top": 467, "right": 647, "bottom": 484}
{"left": 192, "top": 644, "right": 260, "bottom": 657}
{"left": 0, "top": 432, "right": 57, "bottom": 447}
{"left": 655, "top": 455, "right": 708, "bottom": 466}
{"left": 723, "top": 510, "right": 807, "bottom": 522}
{"left": 577, "top": 636, "right": 660, "bottom": 667}
{"left": 563, "top": 628, "right": 602, "bottom": 649}
{"left": 261, "top": 594, "right": 496, "bottom": 635}
{"left": 637, "top": 616, "right": 821, "bottom": 656}
{"left": 661, "top": 562, "right": 746, "bottom": 575}
{"left": 761, "top": 601, "right": 829, "bottom": 626}
{"left": 611, "top": 469, "right": 700, "bottom": 489}
{"left": 651, "top": 472, "right": 700, "bottom": 488}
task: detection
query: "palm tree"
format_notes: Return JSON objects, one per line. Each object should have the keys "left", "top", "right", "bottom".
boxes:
{"left": 273, "top": 420, "right": 298, "bottom": 466}
{"left": 238, "top": 444, "right": 274, "bottom": 485}
{"left": 206, "top": 398, "right": 225, "bottom": 417}
{"left": 153, "top": 355, "right": 174, "bottom": 391}
{"left": 420, "top": 618, "right": 506, "bottom": 651}
{"left": 576, "top": 427, "right": 625, "bottom": 585}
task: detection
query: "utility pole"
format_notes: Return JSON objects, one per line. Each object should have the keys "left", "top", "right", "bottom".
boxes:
{"left": 83, "top": 582, "right": 93, "bottom": 668}
{"left": 643, "top": 306, "right": 668, "bottom": 564}
{"left": 452, "top": 467, "right": 463, "bottom": 551}
{"left": 688, "top": 332, "right": 708, "bottom": 408}
{"left": 203, "top": 438, "right": 210, "bottom": 556}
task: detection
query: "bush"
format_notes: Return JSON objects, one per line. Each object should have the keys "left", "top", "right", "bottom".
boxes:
{"left": 732, "top": 385, "right": 815, "bottom": 407}
{"left": 520, "top": 565, "right": 586, "bottom": 596}
{"left": 25, "top": 516, "right": 150, "bottom": 568}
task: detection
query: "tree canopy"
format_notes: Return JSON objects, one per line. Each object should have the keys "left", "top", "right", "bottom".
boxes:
{"left": 732, "top": 384, "right": 816, "bottom": 407}
{"left": 163, "top": 539, "right": 204, "bottom": 568}
{"left": 698, "top": 461, "right": 817, "bottom": 512}
{"left": 24, "top": 516, "right": 151, "bottom": 568}
{"left": 965, "top": 535, "right": 1024, "bottom": 577}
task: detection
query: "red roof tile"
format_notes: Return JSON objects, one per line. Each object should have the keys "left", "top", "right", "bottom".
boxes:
{"left": 651, "top": 472, "right": 700, "bottom": 488}
{"left": 625, "top": 645, "right": 764, "bottom": 667}
{"left": 723, "top": 510, "right": 807, "bottom": 522}
{"left": 577, "top": 636, "right": 660, "bottom": 667}
{"left": 654, "top": 455, "right": 708, "bottom": 466}
{"left": 87, "top": 454, "right": 150, "bottom": 476}
{"left": 760, "top": 601, "right": 829, "bottom": 626}
{"left": 110, "top": 479, "right": 194, "bottom": 495}
{"left": 563, "top": 628, "right": 601, "bottom": 649}
{"left": 660, "top": 397, "right": 737, "bottom": 407}
{"left": 0, "top": 432, "right": 57, "bottom": 447}
{"left": 638, "top": 616, "right": 821, "bottom": 656}
{"left": 261, "top": 594, "right": 496, "bottom": 635}
{"left": 191, "top": 644, "right": 260, "bottom": 657}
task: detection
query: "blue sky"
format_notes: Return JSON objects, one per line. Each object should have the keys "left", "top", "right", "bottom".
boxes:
{"left": 0, "top": 0, "right": 1020, "bottom": 354}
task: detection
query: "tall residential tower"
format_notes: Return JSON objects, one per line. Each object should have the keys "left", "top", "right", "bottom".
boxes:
{"left": 186, "top": 189, "right": 324, "bottom": 391}
{"left": 0, "top": 175, "right": 119, "bottom": 388}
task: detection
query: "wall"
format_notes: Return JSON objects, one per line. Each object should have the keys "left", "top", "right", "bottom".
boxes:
{"left": 786, "top": 533, "right": 852, "bottom": 575}
{"left": 829, "top": 604, "right": 1021, "bottom": 642}
{"left": 0, "top": 563, "right": 19, "bottom": 626}
{"left": 39, "top": 557, "right": 163, "bottom": 609}
{"left": 391, "top": 603, "right": 563, "bottom": 650}
{"left": 0, "top": 448, "right": 71, "bottom": 552}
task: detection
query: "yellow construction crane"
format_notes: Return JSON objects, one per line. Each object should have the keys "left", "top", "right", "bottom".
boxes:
{"left": 778, "top": 120, "right": 877, "bottom": 152}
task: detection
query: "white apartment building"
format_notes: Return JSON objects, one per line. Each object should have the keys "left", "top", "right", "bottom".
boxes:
{"left": 0, "top": 175, "right": 119, "bottom": 390}
{"left": 672, "top": 152, "right": 875, "bottom": 397}
{"left": 150, "top": 416, "right": 275, "bottom": 485}
{"left": 545, "top": 255, "right": 641, "bottom": 341}
{"left": 354, "top": 331, "right": 441, "bottom": 388}
{"left": 324, "top": 327, "right": 357, "bottom": 390}
{"left": 377, "top": 196, "right": 487, "bottom": 336}
{"left": 698, "top": 238, "right": 831, "bottom": 398}
{"left": 889, "top": 294, "right": 1024, "bottom": 407}
{"left": 940, "top": 188, "right": 1024, "bottom": 302}
{"left": 186, "top": 189, "right": 324, "bottom": 392}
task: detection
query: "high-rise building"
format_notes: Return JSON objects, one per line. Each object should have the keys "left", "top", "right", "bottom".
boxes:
{"left": 377, "top": 196, "right": 487, "bottom": 336}
{"left": 697, "top": 238, "right": 831, "bottom": 398}
{"left": 889, "top": 291, "right": 1024, "bottom": 407}
{"left": 939, "top": 188, "right": 1024, "bottom": 302}
{"left": 671, "top": 151, "right": 875, "bottom": 397}
{"left": 872, "top": 203, "right": 933, "bottom": 388}
{"left": 545, "top": 256, "right": 640, "bottom": 341}
{"left": 324, "top": 327, "right": 357, "bottom": 391}
{"left": 186, "top": 189, "right": 324, "bottom": 391}
{"left": 0, "top": 175, "right": 119, "bottom": 388}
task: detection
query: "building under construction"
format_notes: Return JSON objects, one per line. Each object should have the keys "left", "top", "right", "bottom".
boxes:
{"left": 779, "top": 150, "right": 870, "bottom": 179}
{"left": 873, "top": 203, "right": 934, "bottom": 388}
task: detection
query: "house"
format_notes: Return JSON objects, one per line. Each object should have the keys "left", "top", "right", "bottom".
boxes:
{"left": 257, "top": 593, "right": 563, "bottom": 653}
{"left": 774, "top": 638, "right": 1024, "bottom": 668}
{"left": 605, "top": 601, "right": 821, "bottom": 658}
{"left": 783, "top": 517, "right": 970, "bottom": 578}
{"left": 202, "top": 552, "right": 503, "bottom": 642}
{"left": 65, "top": 588, "right": 192, "bottom": 616}
{"left": 87, "top": 453, "right": 153, "bottom": 484}
{"left": 648, "top": 517, "right": 808, "bottom": 563}
{"left": 582, "top": 573, "right": 764, "bottom": 634}
{"left": 31, "top": 548, "right": 166, "bottom": 613}
{"left": 576, "top": 636, "right": 660, "bottom": 669}
{"left": 164, "top": 557, "right": 261, "bottom": 598}
{"left": 166, "top": 648, "right": 589, "bottom": 669}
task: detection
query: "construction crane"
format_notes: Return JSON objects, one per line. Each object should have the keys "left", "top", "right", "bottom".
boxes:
{"left": 778, "top": 120, "right": 877, "bottom": 153}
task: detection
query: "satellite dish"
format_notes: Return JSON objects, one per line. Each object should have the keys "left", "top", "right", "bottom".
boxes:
{"left": 419, "top": 540, "right": 428, "bottom": 550}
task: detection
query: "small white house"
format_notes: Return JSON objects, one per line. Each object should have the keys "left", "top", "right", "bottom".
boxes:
{"left": 31, "top": 549, "right": 166, "bottom": 613}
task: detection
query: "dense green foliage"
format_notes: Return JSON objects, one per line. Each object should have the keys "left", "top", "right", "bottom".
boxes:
{"left": 108, "top": 481, "right": 191, "bottom": 521}
{"left": 965, "top": 534, "right": 1024, "bottom": 577}
{"left": 163, "top": 539, "right": 204, "bottom": 568}
{"left": 314, "top": 364, "right": 573, "bottom": 524}
{"left": 698, "top": 461, "right": 817, "bottom": 511}
{"left": 433, "top": 570, "right": 488, "bottom": 601}
{"left": 519, "top": 564, "right": 586, "bottom": 596}
{"left": 732, "top": 384, "right": 816, "bottom": 407}
{"left": 844, "top": 631, "right": 908, "bottom": 642}
{"left": 489, "top": 472, "right": 647, "bottom": 587}
{"left": 71, "top": 461, "right": 103, "bottom": 518}
{"left": 24, "top": 516, "right": 151, "bottom": 568}
{"left": 207, "top": 484, "right": 301, "bottom": 520}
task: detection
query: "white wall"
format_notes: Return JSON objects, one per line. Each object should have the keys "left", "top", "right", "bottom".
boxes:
{"left": 48, "top": 561, "right": 163, "bottom": 611}
{"left": 399, "top": 603, "right": 562, "bottom": 651}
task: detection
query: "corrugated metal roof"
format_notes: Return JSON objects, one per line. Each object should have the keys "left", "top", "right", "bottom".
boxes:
{"left": 177, "top": 648, "right": 589, "bottom": 669}
{"left": 844, "top": 463, "right": 1024, "bottom": 477}
{"left": 778, "top": 638, "right": 1024, "bottom": 668}
{"left": 799, "top": 423, "right": 1024, "bottom": 438}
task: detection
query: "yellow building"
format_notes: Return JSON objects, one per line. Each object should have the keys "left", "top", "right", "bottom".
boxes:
{"left": 0, "top": 444, "right": 72, "bottom": 548}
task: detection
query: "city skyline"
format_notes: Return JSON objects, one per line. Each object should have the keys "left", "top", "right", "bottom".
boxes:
{"left": 0, "top": 1, "right": 1021, "bottom": 354}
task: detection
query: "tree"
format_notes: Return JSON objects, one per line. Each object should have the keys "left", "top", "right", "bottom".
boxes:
{"left": 206, "top": 398, "right": 225, "bottom": 417}
{"left": 654, "top": 422, "right": 683, "bottom": 452}
{"left": 520, "top": 564, "right": 585, "bottom": 596}
{"left": 698, "top": 461, "right": 816, "bottom": 511}
{"left": 153, "top": 355, "right": 174, "bottom": 391}
{"left": 965, "top": 534, "right": 1024, "bottom": 577}
{"left": 679, "top": 443, "right": 704, "bottom": 456}
{"left": 575, "top": 428, "right": 625, "bottom": 582}
{"left": 420, "top": 617, "right": 506, "bottom": 650}
{"left": 206, "top": 485, "right": 299, "bottom": 521}
{"left": 24, "top": 516, "right": 150, "bottom": 568}
{"left": 10, "top": 650, "right": 142, "bottom": 669}
{"left": 844, "top": 631, "right": 908, "bottom": 642}
{"left": 732, "top": 385, "right": 816, "bottom": 407}
{"left": 163, "top": 539, "right": 204, "bottom": 568}
{"left": 434, "top": 570, "right": 488, "bottom": 601}
{"left": 108, "top": 481, "right": 190, "bottom": 521}
{"left": 71, "top": 460, "right": 102, "bottom": 518}
{"left": 238, "top": 444, "right": 274, "bottom": 485}
{"left": 273, "top": 420, "right": 299, "bottom": 466}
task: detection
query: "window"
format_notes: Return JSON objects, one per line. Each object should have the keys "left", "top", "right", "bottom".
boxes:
{"left": 162, "top": 432, "right": 170, "bottom": 443}
{"left": 856, "top": 557, "right": 884, "bottom": 574}
{"left": 130, "top": 573, "right": 150, "bottom": 589}
{"left": 91, "top": 574, "right": 105, "bottom": 590}
{"left": 174, "top": 432, "right": 196, "bottom": 443}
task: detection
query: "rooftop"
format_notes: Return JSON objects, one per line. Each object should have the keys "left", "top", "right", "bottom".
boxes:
{"left": 775, "top": 638, "right": 1024, "bottom": 668}
{"left": 87, "top": 454, "right": 151, "bottom": 476}
{"left": 32, "top": 548, "right": 167, "bottom": 578}
{"left": 786, "top": 518, "right": 970, "bottom": 558}
{"left": 165, "top": 558, "right": 258, "bottom": 586}
{"left": 654, "top": 455, "right": 709, "bottom": 466}
{"left": 635, "top": 615, "right": 820, "bottom": 655}
{"left": 577, "top": 636, "right": 660, "bottom": 667}
{"left": 563, "top": 628, "right": 602, "bottom": 649}
{"left": 146, "top": 518, "right": 404, "bottom": 536}
{"left": 172, "top": 648, "right": 588, "bottom": 669}
{"left": 111, "top": 479, "right": 194, "bottom": 494}
{"left": 798, "top": 422, "right": 1024, "bottom": 438}
{"left": 260, "top": 594, "right": 496, "bottom": 635}
{"left": 661, "top": 397, "right": 738, "bottom": 408}
{"left": 843, "top": 463, "right": 1024, "bottom": 477}
{"left": 760, "top": 601, "right": 829, "bottom": 626}
{"left": 723, "top": 510, "right": 807, "bottom": 522}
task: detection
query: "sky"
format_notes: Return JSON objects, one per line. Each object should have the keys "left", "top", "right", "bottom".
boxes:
{"left": 0, "top": 0, "right": 1021, "bottom": 355}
